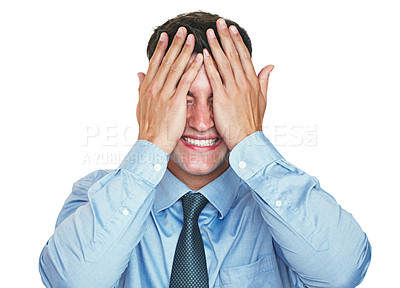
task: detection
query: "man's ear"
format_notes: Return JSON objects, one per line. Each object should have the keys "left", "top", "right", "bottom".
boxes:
{"left": 258, "top": 65, "right": 274, "bottom": 100}
{"left": 137, "top": 72, "right": 146, "bottom": 91}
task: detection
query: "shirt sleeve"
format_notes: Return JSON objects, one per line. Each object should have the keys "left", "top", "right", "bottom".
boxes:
{"left": 229, "top": 131, "right": 371, "bottom": 288}
{"left": 39, "top": 140, "right": 169, "bottom": 288}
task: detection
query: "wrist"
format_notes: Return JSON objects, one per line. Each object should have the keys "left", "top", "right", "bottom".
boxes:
{"left": 138, "top": 136, "right": 176, "bottom": 155}
{"left": 224, "top": 128, "right": 259, "bottom": 151}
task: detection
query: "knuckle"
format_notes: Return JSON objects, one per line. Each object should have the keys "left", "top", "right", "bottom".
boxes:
{"left": 179, "top": 74, "right": 191, "bottom": 86}
{"left": 221, "top": 29, "right": 231, "bottom": 38}
{"left": 158, "top": 88, "right": 167, "bottom": 99}
{"left": 220, "top": 58, "right": 231, "bottom": 69}
{"left": 169, "top": 63, "right": 180, "bottom": 74}
{"left": 161, "top": 56, "right": 174, "bottom": 67}
{"left": 228, "top": 50, "right": 240, "bottom": 61}
{"left": 146, "top": 84, "right": 158, "bottom": 97}
{"left": 148, "top": 58, "right": 159, "bottom": 68}
{"left": 204, "top": 58, "right": 214, "bottom": 67}
{"left": 242, "top": 50, "right": 251, "bottom": 60}
{"left": 149, "top": 52, "right": 163, "bottom": 66}
{"left": 210, "top": 72, "right": 220, "bottom": 82}
{"left": 241, "top": 81, "right": 252, "bottom": 93}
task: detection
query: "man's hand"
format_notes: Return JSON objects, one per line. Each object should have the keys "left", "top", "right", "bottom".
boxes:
{"left": 136, "top": 27, "right": 203, "bottom": 154}
{"left": 203, "top": 19, "right": 274, "bottom": 151}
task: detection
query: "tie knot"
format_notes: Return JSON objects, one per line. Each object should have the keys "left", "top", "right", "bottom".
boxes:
{"left": 181, "top": 193, "right": 208, "bottom": 221}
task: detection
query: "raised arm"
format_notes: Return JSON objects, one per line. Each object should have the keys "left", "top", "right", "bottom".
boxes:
{"left": 204, "top": 18, "right": 371, "bottom": 287}
{"left": 39, "top": 27, "right": 203, "bottom": 288}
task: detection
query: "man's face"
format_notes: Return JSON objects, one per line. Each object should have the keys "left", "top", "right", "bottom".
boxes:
{"left": 168, "top": 55, "right": 230, "bottom": 183}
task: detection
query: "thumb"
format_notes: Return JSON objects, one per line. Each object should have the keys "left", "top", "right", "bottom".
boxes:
{"left": 137, "top": 72, "right": 146, "bottom": 92}
{"left": 258, "top": 65, "right": 274, "bottom": 99}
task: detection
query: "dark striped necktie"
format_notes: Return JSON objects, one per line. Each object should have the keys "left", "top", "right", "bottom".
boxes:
{"left": 169, "top": 193, "right": 209, "bottom": 288}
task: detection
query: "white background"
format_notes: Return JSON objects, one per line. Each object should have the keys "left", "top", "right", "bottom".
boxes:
{"left": 1, "top": 0, "right": 399, "bottom": 287}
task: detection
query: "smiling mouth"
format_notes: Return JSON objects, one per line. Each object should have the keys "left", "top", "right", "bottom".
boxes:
{"left": 182, "top": 136, "right": 219, "bottom": 147}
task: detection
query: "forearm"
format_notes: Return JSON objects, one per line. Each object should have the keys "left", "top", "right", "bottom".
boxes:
{"left": 230, "top": 132, "right": 371, "bottom": 288}
{"left": 39, "top": 140, "right": 168, "bottom": 288}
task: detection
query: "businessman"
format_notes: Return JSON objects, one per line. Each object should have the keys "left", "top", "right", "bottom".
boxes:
{"left": 39, "top": 11, "right": 371, "bottom": 288}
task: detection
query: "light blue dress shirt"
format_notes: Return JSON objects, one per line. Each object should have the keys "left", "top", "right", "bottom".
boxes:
{"left": 39, "top": 132, "right": 371, "bottom": 287}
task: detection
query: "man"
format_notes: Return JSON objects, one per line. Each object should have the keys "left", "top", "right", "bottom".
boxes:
{"left": 39, "top": 11, "right": 371, "bottom": 288}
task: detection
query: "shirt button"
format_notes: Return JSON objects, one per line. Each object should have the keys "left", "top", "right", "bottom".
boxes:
{"left": 238, "top": 161, "right": 247, "bottom": 169}
{"left": 275, "top": 200, "right": 283, "bottom": 208}
{"left": 122, "top": 209, "right": 130, "bottom": 216}
{"left": 153, "top": 163, "right": 162, "bottom": 172}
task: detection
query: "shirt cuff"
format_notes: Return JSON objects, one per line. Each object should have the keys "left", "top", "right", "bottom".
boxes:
{"left": 229, "top": 131, "right": 283, "bottom": 181}
{"left": 119, "top": 140, "right": 169, "bottom": 186}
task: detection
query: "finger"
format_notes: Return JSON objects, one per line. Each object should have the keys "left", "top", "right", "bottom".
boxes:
{"left": 206, "top": 28, "right": 236, "bottom": 88}
{"left": 142, "top": 32, "right": 168, "bottom": 89}
{"left": 228, "top": 25, "right": 258, "bottom": 83}
{"left": 153, "top": 27, "right": 188, "bottom": 89}
{"left": 137, "top": 72, "right": 146, "bottom": 92}
{"left": 215, "top": 19, "right": 247, "bottom": 83}
{"left": 161, "top": 34, "right": 196, "bottom": 95}
{"left": 203, "top": 48, "right": 225, "bottom": 96}
{"left": 174, "top": 53, "right": 204, "bottom": 99}
{"left": 258, "top": 65, "right": 274, "bottom": 99}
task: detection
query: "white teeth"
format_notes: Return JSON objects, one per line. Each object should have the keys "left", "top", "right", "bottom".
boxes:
{"left": 183, "top": 137, "right": 218, "bottom": 146}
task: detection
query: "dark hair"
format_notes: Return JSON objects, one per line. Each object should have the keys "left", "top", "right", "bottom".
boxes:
{"left": 146, "top": 11, "right": 252, "bottom": 60}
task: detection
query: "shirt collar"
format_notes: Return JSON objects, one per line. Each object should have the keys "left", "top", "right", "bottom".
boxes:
{"left": 154, "top": 166, "right": 242, "bottom": 219}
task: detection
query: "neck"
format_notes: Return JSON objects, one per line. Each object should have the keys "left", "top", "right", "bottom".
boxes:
{"left": 167, "top": 159, "right": 230, "bottom": 191}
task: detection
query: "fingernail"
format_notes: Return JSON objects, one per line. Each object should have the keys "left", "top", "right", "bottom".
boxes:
{"left": 229, "top": 25, "right": 238, "bottom": 34}
{"left": 217, "top": 19, "right": 227, "bottom": 29}
{"left": 203, "top": 48, "right": 210, "bottom": 57}
{"left": 177, "top": 27, "right": 185, "bottom": 37}
{"left": 159, "top": 32, "right": 166, "bottom": 42}
{"left": 195, "top": 53, "right": 203, "bottom": 62}
{"left": 207, "top": 29, "right": 216, "bottom": 38}
{"left": 186, "top": 34, "right": 193, "bottom": 45}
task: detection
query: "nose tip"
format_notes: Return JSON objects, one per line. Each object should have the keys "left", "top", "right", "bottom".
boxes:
{"left": 188, "top": 105, "right": 214, "bottom": 132}
{"left": 195, "top": 118, "right": 214, "bottom": 132}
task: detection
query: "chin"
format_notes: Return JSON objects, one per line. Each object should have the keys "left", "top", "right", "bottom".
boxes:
{"left": 169, "top": 148, "right": 230, "bottom": 177}
{"left": 181, "top": 162, "right": 224, "bottom": 176}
